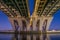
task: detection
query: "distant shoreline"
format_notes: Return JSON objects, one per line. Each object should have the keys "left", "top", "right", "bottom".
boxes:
{"left": 0, "top": 31, "right": 60, "bottom": 34}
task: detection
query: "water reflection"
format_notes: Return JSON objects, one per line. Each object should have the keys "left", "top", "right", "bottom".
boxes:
{"left": 42, "top": 34, "right": 47, "bottom": 40}
{"left": 12, "top": 34, "right": 18, "bottom": 40}
{"left": 0, "top": 33, "right": 60, "bottom": 40}
{"left": 21, "top": 34, "right": 27, "bottom": 40}
{"left": 36, "top": 35, "right": 40, "bottom": 40}
{"left": 12, "top": 34, "right": 49, "bottom": 40}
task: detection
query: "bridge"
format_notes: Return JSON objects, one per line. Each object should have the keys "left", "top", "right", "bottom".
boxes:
{"left": 0, "top": 0, "right": 60, "bottom": 32}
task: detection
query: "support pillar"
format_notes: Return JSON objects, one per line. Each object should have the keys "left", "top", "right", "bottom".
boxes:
{"left": 36, "top": 19, "right": 40, "bottom": 31}
{"left": 46, "top": 17, "right": 53, "bottom": 30}
{"left": 33, "top": 18, "right": 37, "bottom": 31}
{"left": 16, "top": 17, "right": 22, "bottom": 31}
{"left": 26, "top": 21, "right": 30, "bottom": 31}
{"left": 8, "top": 17, "right": 15, "bottom": 30}
{"left": 39, "top": 16, "right": 53, "bottom": 31}
{"left": 8, "top": 17, "right": 22, "bottom": 32}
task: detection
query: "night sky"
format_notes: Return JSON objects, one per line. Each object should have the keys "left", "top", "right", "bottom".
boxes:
{"left": 0, "top": 0, "right": 60, "bottom": 30}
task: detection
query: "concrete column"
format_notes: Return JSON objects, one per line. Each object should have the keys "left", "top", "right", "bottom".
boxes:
{"left": 33, "top": 18, "right": 37, "bottom": 31}
{"left": 8, "top": 17, "right": 22, "bottom": 31}
{"left": 46, "top": 17, "right": 53, "bottom": 30}
{"left": 39, "top": 16, "right": 53, "bottom": 31}
{"left": 21, "top": 19, "right": 26, "bottom": 31}
{"left": 26, "top": 21, "right": 30, "bottom": 31}
{"left": 36, "top": 19, "right": 40, "bottom": 31}
{"left": 39, "top": 17, "right": 45, "bottom": 31}
{"left": 17, "top": 17, "right": 22, "bottom": 31}
{"left": 20, "top": 20, "right": 23, "bottom": 31}
{"left": 8, "top": 17, "right": 15, "bottom": 30}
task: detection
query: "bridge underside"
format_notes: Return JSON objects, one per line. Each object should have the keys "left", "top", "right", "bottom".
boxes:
{"left": 0, "top": 0, "right": 30, "bottom": 18}
{"left": 0, "top": 0, "right": 60, "bottom": 32}
{"left": 31, "top": 0, "right": 60, "bottom": 31}
{"left": 0, "top": 0, "right": 30, "bottom": 31}
{"left": 33, "top": 0, "right": 60, "bottom": 16}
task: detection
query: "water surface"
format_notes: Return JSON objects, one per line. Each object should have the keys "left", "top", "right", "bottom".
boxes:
{"left": 0, "top": 34, "right": 60, "bottom": 40}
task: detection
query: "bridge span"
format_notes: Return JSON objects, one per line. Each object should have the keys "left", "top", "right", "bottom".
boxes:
{"left": 0, "top": 0, "right": 60, "bottom": 32}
